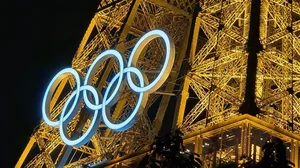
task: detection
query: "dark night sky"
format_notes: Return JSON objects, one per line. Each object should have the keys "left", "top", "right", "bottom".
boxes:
{"left": 3, "top": 0, "right": 99, "bottom": 167}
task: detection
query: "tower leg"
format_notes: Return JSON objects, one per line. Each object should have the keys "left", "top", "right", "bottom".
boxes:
{"left": 15, "top": 137, "right": 36, "bottom": 168}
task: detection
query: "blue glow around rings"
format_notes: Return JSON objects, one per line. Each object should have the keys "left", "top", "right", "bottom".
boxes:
{"left": 42, "top": 29, "right": 175, "bottom": 147}
{"left": 83, "top": 50, "right": 124, "bottom": 111}
{"left": 42, "top": 68, "right": 82, "bottom": 127}
{"left": 59, "top": 85, "right": 101, "bottom": 147}
{"left": 102, "top": 67, "right": 148, "bottom": 131}
{"left": 127, "top": 29, "right": 174, "bottom": 93}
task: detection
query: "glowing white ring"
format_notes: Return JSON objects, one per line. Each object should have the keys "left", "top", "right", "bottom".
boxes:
{"left": 42, "top": 29, "right": 175, "bottom": 147}
{"left": 42, "top": 68, "right": 82, "bottom": 127}
{"left": 83, "top": 50, "right": 124, "bottom": 110}
{"left": 59, "top": 85, "right": 101, "bottom": 147}
{"left": 127, "top": 29, "right": 175, "bottom": 93}
{"left": 102, "top": 67, "right": 148, "bottom": 131}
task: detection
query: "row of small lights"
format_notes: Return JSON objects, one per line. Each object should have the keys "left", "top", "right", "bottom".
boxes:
{"left": 79, "top": 138, "right": 295, "bottom": 167}
{"left": 199, "top": 139, "right": 293, "bottom": 152}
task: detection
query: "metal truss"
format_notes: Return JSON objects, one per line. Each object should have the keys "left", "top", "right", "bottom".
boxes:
{"left": 17, "top": 0, "right": 300, "bottom": 167}
{"left": 17, "top": 0, "right": 197, "bottom": 167}
{"left": 177, "top": 0, "right": 300, "bottom": 138}
{"left": 179, "top": 0, "right": 250, "bottom": 131}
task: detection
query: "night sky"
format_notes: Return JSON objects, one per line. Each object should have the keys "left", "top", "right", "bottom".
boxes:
{"left": 4, "top": 0, "right": 99, "bottom": 167}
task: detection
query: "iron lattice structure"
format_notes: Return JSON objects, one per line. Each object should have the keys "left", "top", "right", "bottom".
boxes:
{"left": 179, "top": 0, "right": 300, "bottom": 134}
{"left": 16, "top": 0, "right": 300, "bottom": 167}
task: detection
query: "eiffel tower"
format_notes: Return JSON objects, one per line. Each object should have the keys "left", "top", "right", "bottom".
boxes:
{"left": 16, "top": 0, "right": 300, "bottom": 167}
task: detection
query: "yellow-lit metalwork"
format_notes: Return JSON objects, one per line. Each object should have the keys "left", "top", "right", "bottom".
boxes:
{"left": 16, "top": 0, "right": 195, "bottom": 167}
{"left": 178, "top": 0, "right": 300, "bottom": 135}
{"left": 17, "top": 0, "right": 300, "bottom": 167}
{"left": 92, "top": 114, "right": 300, "bottom": 167}
{"left": 15, "top": 137, "right": 36, "bottom": 168}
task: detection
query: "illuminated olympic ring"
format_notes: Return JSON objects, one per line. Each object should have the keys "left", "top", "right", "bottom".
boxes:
{"left": 42, "top": 29, "right": 175, "bottom": 147}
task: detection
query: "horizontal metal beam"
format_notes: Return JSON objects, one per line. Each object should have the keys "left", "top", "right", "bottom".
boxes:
{"left": 148, "top": 0, "right": 190, "bottom": 17}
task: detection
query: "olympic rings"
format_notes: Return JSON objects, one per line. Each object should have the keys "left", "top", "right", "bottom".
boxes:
{"left": 42, "top": 29, "right": 175, "bottom": 147}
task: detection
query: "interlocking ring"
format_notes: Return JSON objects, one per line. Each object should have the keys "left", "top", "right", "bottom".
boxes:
{"left": 42, "top": 29, "right": 175, "bottom": 147}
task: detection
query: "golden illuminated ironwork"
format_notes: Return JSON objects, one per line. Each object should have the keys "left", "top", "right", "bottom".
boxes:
{"left": 16, "top": 0, "right": 300, "bottom": 167}
{"left": 177, "top": 0, "right": 300, "bottom": 141}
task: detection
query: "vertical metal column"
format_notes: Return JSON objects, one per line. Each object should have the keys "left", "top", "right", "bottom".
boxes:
{"left": 295, "top": 141, "right": 299, "bottom": 168}
{"left": 241, "top": 122, "right": 250, "bottom": 157}
{"left": 194, "top": 135, "right": 203, "bottom": 157}
{"left": 291, "top": 139, "right": 299, "bottom": 168}
{"left": 219, "top": 130, "right": 223, "bottom": 165}
{"left": 174, "top": 78, "right": 191, "bottom": 127}
{"left": 172, "top": 3, "right": 201, "bottom": 128}
{"left": 154, "top": 19, "right": 192, "bottom": 134}
{"left": 239, "top": 0, "right": 262, "bottom": 116}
